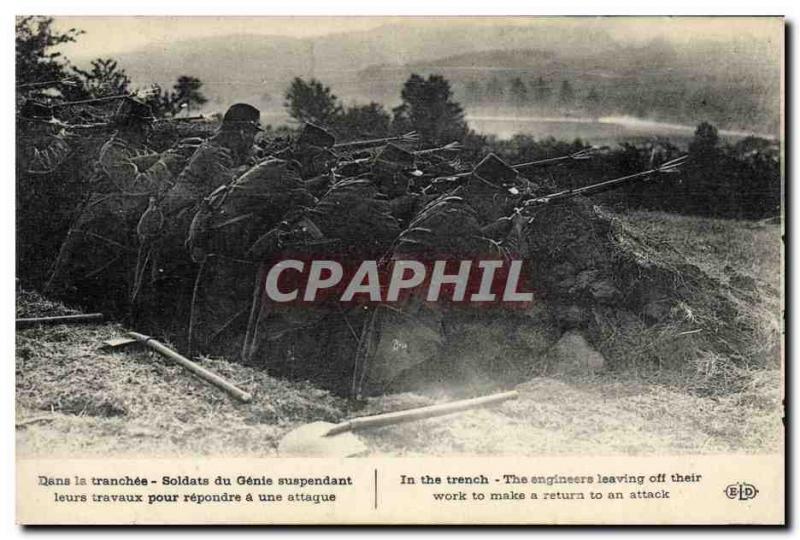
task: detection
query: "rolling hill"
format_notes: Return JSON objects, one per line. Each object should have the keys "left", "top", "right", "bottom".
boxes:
{"left": 68, "top": 21, "right": 780, "bottom": 135}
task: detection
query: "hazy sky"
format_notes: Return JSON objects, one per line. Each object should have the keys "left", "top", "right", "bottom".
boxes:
{"left": 51, "top": 16, "right": 782, "bottom": 60}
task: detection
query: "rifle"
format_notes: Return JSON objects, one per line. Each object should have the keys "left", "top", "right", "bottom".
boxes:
{"left": 335, "top": 142, "right": 463, "bottom": 170}
{"left": 26, "top": 115, "right": 210, "bottom": 132}
{"left": 520, "top": 155, "right": 687, "bottom": 209}
{"left": 471, "top": 155, "right": 687, "bottom": 235}
{"left": 333, "top": 131, "right": 420, "bottom": 151}
{"left": 16, "top": 79, "right": 81, "bottom": 90}
{"left": 51, "top": 93, "right": 134, "bottom": 109}
{"left": 413, "top": 141, "right": 462, "bottom": 156}
{"left": 421, "top": 147, "right": 605, "bottom": 194}
{"left": 512, "top": 146, "right": 602, "bottom": 169}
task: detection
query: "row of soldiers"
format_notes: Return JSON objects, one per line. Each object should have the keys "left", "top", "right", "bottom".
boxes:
{"left": 30, "top": 97, "right": 616, "bottom": 396}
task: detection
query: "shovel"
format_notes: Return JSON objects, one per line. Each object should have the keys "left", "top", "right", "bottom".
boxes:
{"left": 278, "top": 390, "right": 518, "bottom": 457}
{"left": 102, "top": 332, "right": 253, "bottom": 403}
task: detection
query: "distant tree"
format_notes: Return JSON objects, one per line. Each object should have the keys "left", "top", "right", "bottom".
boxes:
{"left": 684, "top": 122, "right": 724, "bottom": 215}
{"left": 140, "top": 84, "right": 176, "bottom": 118}
{"left": 689, "top": 121, "right": 720, "bottom": 158}
{"left": 486, "top": 77, "right": 505, "bottom": 102}
{"left": 173, "top": 75, "right": 207, "bottom": 114}
{"left": 558, "top": 80, "right": 575, "bottom": 107}
{"left": 392, "top": 74, "right": 468, "bottom": 145}
{"left": 336, "top": 102, "right": 391, "bottom": 140}
{"left": 15, "top": 16, "right": 84, "bottom": 97}
{"left": 532, "top": 76, "right": 552, "bottom": 104}
{"left": 72, "top": 58, "right": 130, "bottom": 98}
{"left": 284, "top": 77, "right": 342, "bottom": 126}
{"left": 509, "top": 77, "right": 528, "bottom": 107}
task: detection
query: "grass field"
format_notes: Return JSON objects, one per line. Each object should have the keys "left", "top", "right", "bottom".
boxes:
{"left": 16, "top": 211, "right": 783, "bottom": 457}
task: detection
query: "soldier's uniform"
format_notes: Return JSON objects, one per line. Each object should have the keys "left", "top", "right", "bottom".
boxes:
{"left": 356, "top": 154, "right": 527, "bottom": 396}
{"left": 369, "top": 143, "right": 432, "bottom": 228}
{"left": 273, "top": 123, "right": 339, "bottom": 197}
{"left": 16, "top": 101, "right": 72, "bottom": 176}
{"left": 16, "top": 101, "right": 78, "bottom": 287}
{"left": 45, "top": 98, "right": 193, "bottom": 314}
{"left": 146, "top": 103, "right": 263, "bottom": 247}
{"left": 242, "top": 175, "right": 401, "bottom": 393}
{"left": 185, "top": 156, "right": 317, "bottom": 356}
{"left": 131, "top": 103, "right": 263, "bottom": 340}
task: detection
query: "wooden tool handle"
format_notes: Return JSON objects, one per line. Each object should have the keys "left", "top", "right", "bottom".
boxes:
{"left": 17, "top": 313, "right": 104, "bottom": 328}
{"left": 328, "top": 390, "right": 518, "bottom": 435}
{"left": 128, "top": 332, "right": 253, "bottom": 403}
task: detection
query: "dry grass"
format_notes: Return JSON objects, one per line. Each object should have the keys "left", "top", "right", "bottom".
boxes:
{"left": 358, "top": 371, "right": 783, "bottom": 456}
{"left": 16, "top": 211, "right": 784, "bottom": 457}
{"left": 587, "top": 210, "right": 783, "bottom": 396}
{"left": 17, "top": 290, "right": 347, "bottom": 457}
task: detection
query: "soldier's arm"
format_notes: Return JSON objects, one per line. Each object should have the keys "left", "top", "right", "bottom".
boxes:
{"left": 134, "top": 159, "right": 175, "bottom": 193}
{"left": 98, "top": 140, "right": 139, "bottom": 187}
{"left": 133, "top": 139, "right": 203, "bottom": 193}
{"left": 25, "top": 134, "right": 72, "bottom": 174}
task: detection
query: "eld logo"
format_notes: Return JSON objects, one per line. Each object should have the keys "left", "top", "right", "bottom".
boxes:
{"left": 724, "top": 482, "right": 759, "bottom": 501}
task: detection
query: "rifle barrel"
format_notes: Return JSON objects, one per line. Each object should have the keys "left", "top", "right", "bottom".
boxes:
{"left": 513, "top": 154, "right": 572, "bottom": 169}
{"left": 17, "top": 80, "right": 76, "bottom": 89}
{"left": 52, "top": 94, "right": 132, "bottom": 108}
{"left": 525, "top": 167, "right": 664, "bottom": 206}
{"left": 336, "top": 144, "right": 454, "bottom": 168}
{"left": 156, "top": 115, "right": 208, "bottom": 123}
{"left": 413, "top": 144, "right": 460, "bottom": 156}
{"left": 334, "top": 137, "right": 393, "bottom": 150}
{"left": 334, "top": 132, "right": 416, "bottom": 150}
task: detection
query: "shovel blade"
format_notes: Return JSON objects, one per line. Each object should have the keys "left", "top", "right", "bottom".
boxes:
{"left": 101, "top": 336, "right": 139, "bottom": 349}
{"left": 277, "top": 422, "right": 367, "bottom": 458}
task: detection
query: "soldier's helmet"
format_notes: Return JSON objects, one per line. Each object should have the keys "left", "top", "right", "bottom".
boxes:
{"left": 296, "top": 123, "right": 335, "bottom": 149}
{"left": 472, "top": 153, "right": 518, "bottom": 187}
{"left": 373, "top": 143, "right": 417, "bottom": 197}
{"left": 111, "top": 97, "right": 156, "bottom": 127}
{"left": 19, "top": 100, "right": 54, "bottom": 121}
{"left": 374, "top": 143, "right": 416, "bottom": 170}
{"left": 220, "top": 103, "right": 262, "bottom": 131}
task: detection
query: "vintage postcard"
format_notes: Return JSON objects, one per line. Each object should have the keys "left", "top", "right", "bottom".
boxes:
{"left": 14, "top": 15, "right": 785, "bottom": 525}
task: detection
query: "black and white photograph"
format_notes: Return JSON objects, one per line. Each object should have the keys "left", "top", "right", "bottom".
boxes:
{"left": 12, "top": 14, "right": 785, "bottom": 525}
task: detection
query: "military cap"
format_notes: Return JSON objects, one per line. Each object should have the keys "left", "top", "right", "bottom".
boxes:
{"left": 112, "top": 97, "right": 155, "bottom": 124}
{"left": 19, "top": 100, "right": 54, "bottom": 120}
{"left": 221, "top": 103, "right": 262, "bottom": 130}
{"left": 297, "top": 123, "right": 335, "bottom": 148}
{"left": 375, "top": 143, "right": 416, "bottom": 169}
{"left": 472, "top": 153, "right": 518, "bottom": 186}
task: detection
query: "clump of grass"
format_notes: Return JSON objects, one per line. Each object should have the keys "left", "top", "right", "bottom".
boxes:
{"left": 585, "top": 209, "right": 782, "bottom": 396}
{"left": 16, "top": 288, "right": 81, "bottom": 318}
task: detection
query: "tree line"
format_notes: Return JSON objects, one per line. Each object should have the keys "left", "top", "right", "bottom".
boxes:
{"left": 17, "top": 16, "right": 780, "bottom": 221}
{"left": 283, "top": 74, "right": 469, "bottom": 144}
{"left": 462, "top": 77, "right": 597, "bottom": 111}
{"left": 16, "top": 17, "right": 209, "bottom": 117}
{"left": 285, "top": 75, "right": 780, "bottom": 220}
